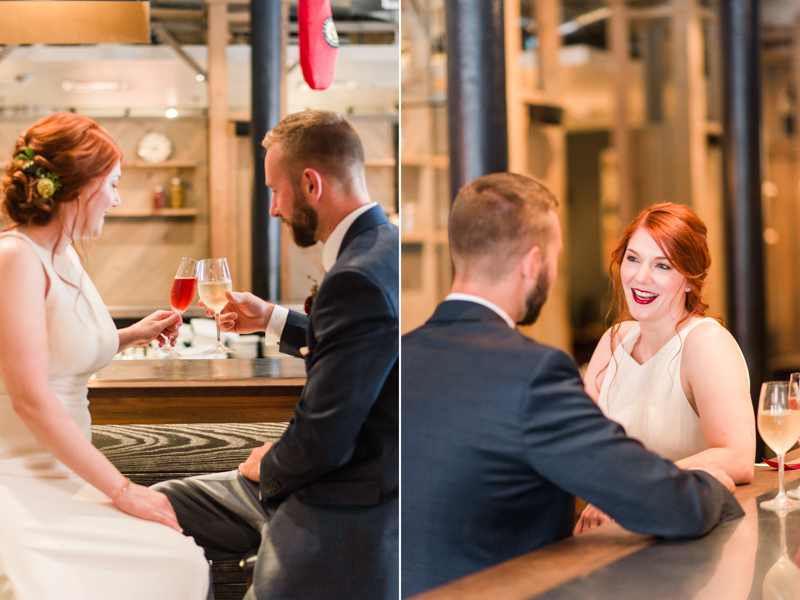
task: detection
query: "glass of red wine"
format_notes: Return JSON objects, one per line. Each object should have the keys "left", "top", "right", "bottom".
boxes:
{"left": 162, "top": 257, "right": 198, "bottom": 356}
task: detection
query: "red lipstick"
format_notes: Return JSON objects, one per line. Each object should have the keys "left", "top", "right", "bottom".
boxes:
{"left": 631, "top": 288, "right": 659, "bottom": 305}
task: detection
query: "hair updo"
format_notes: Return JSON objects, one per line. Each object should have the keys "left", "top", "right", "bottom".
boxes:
{"left": 1, "top": 113, "right": 122, "bottom": 227}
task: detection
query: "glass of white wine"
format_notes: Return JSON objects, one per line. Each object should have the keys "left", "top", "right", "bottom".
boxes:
{"left": 787, "top": 372, "right": 800, "bottom": 500}
{"left": 758, "top": 381, "right": 800, "bottom": 511}
{"left": 198, "top": 258, "right": 235, "bottom": 354}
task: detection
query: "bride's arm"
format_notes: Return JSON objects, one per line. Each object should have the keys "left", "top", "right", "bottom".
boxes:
{"left": 582, "top": 322, "right": 636, "bottom": 402}
{"left": 676, "top": 322, "right": 755, "bottom": 484}
{"left": 582, "top": 330, "right": 612, "bottom": 402}
{"left": 0, "top": 239, "right": 181, "bottom": 530}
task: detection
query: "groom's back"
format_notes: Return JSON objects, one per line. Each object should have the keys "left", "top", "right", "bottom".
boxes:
{"left": 400, "top": 301, "right": 577, "bottom": 597}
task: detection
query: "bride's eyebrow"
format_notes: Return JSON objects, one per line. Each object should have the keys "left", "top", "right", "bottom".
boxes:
{"left": 626, "top": 248, "right": 670, "bottom": 261}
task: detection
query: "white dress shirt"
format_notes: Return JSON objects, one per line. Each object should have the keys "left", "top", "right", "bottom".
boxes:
{"left": 444, "top": 293, "right": 516, "bottom": 329}
{"left": 265, "top": 203, "right": 378, "bottom": 345}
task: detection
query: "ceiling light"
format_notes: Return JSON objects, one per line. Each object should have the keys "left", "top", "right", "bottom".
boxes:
{"left": 62, "top": 81, "right": 128, "bottom": 93}
{"left": 166, "top": 108, "right": 178, "bottom": 119}
{"left": 196, "top": 74, "right": 205, "bottom": 82}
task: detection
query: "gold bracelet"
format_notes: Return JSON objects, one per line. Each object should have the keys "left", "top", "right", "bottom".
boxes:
{"left": 108, "top": 477, "right": 131, "bottom": 501}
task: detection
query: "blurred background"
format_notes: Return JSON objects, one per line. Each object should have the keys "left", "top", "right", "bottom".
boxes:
{"left": 400, "top": 0, "right": 800, "bottom": 384}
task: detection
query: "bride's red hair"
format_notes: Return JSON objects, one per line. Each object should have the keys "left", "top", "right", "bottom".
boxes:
{"left": 1, "top": 112, "right": 122, "bottom": 226}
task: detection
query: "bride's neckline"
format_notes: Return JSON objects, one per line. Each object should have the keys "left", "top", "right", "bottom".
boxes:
{"left": 623, "top": 317, "right": 708, "bottom": 367}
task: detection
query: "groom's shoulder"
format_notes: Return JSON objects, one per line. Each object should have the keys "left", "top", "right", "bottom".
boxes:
{"left": 343, "top": 219, "right": 398, "bottom": 259}
{"left": 505, "top": 331, "right": 581, "bottom": 374}
{"left": 335, "top": 221, "right": 398, "bottom": 280}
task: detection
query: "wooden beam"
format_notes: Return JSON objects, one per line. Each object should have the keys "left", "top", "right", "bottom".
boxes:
{"left": 208, "top": 3, "right": 233, "bottom": 264}
{"left": 607, "top": 0, "right": 634, "bottom": 228}
{"left": 505, "top": 0, "right": 527, "bottom": 174}
{"left": 627, "top": 5, "right": 672, "bottom": 22}
{"left": 535, "top": 0, "right": 560, "bottom": 94}
{"left": 672, "top": 0, "right": 707, "bottom": 211}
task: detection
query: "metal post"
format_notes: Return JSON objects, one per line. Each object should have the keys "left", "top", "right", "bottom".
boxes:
{"left": 719, "top": 0, "right": 765, "bottom": 457}
{"left": 444, "top": 0, "right": 508, "bottom": 202}
{"left": 251, "top": 0, "right": 283, "bottom": 302}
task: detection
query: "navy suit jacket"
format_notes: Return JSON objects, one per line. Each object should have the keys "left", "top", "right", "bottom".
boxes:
{"left": 401, "top": 300, "right": 743, "bottom": 597}
{"left": 256, "top": 205, "right": 399, "bottom": 600}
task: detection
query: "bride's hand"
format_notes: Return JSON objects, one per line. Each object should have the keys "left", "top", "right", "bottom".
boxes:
{"left": 574, "top": 503, "right": 613, "bottom": 535}
{"left": 118, "top": 311, "right": 182, "bottom": 351}
{"left": 112, "top": 482, "right": 183, "bottom": 532}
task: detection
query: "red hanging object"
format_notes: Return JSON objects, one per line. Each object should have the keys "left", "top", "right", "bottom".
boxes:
{"left": 297, "top": 0, "right": 339, "bottom": 91}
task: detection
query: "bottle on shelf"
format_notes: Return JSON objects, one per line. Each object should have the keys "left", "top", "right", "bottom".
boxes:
{"left": 170, "top": 177, "right": 185, "bottom": 209}
{"left": 152, "top": 185, "right": 166, "bottom": 209}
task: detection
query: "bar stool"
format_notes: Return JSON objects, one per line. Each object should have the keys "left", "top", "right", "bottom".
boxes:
{"left": 239, "top": 549, "right": 259, "bottom": 589}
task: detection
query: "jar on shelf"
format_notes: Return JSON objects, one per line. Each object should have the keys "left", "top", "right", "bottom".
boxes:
{"left": 152, "top": 185, "right": 166, "bottom": 209}
{"left": 170, "top": 177, "right": 185, "bottom": 209}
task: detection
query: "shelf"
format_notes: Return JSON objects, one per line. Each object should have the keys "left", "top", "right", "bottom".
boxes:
{"left": 121, "top": 161, "right": 199, "bottom": 169}
{"left": 105, "top": 208, "right": 198, "bottom": 218}
{"left": 108, "top": 305, "right": 207, "bottom": 319}
{"left": 365, "top": 158, "right": 397, "bottom": 167}
{"left": 401, "top": 230, "right": 448, "bottom": 244}
{"left": 401, "top": 155, "right": 449, "bottom": 169}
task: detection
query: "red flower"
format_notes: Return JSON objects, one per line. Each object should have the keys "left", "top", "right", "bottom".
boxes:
{"left": 304, "top": 281, "right": 319, "bottom": 315}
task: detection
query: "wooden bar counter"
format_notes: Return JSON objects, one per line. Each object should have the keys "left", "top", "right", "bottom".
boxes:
{"left": 88, "top": 358, "right": 306, "bottom": 425}
{"left": 412, "top": 448, "right": 800, "bottom": 600}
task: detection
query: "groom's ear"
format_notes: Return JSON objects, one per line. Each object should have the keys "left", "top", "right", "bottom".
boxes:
{"left": 300, "top": 168, "right": 325, "bottom": 204}
{"left": 518, "top": 244, "right": 543, "bottom": 282}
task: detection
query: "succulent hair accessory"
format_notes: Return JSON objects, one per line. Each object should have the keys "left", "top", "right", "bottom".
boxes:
{"left": 14, "top": 146, "right": 62, "bottom": 199}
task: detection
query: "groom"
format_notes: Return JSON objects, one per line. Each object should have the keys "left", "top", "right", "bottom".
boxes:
{"left": 401, "top": 173, "right": 743, "bottom": 597}
{"left": 155, "top": 110, "right": 398, "bottom": 600}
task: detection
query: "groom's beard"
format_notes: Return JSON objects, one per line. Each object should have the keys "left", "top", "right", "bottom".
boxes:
{"left": 286, "top": 187, "right": 319, "bottom": 248}
{"left": 517, "top": 268, "right": 550, "bottom": 326}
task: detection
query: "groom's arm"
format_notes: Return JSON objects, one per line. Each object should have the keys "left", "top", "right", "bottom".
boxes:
{"left": 259, "top": 266, "right": 398, "bottom": 501}
{"left": 522, "top": 349, "right": 743, "bottom": 539}
{"left": 277, "top": 310, "right": 308, "bottom": 358}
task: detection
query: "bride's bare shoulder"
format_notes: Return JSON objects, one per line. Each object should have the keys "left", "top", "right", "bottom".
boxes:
{"left": 0, "top": 235, "right": 40, "bottom": 265}
{"left": 609, "top": 320, "right": 637, "bottom": 350}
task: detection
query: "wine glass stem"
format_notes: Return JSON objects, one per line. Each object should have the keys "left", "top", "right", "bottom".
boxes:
{"left": 215, "top": 310, "right": 222, "bottom": 345}
{"left": 780, "top": 511, "right": 788, "bottom": 558}
{"left": 168, "top": 309, "right": 177, "bottom": 349}
{"left": 779, "top": 452, "right": 786, "bottom": 497}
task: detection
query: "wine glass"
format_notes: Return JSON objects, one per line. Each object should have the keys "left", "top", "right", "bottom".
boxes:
{"left": 198, "top": 258, "right": 235, "bottom": 354}
{"left": 762, "top": 509, "right": 800, "bottom": 598}
{"left": 758, "top": 381, "right": 800, "bottom": 511}
{"left": 161, "top": 257, "right": 198, "bottom": 357}
{"left": 787, "top": 373, "right": 800, "bottom": 500}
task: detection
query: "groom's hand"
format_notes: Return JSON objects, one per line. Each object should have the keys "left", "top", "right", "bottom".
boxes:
{"left": 200, "top": 291, "right": 275, "bottom": 334}
{"left": 238, "top": 442, "right": 274, "bottom": 482}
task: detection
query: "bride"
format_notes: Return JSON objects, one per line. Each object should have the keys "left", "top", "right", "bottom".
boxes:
{"left": 0, "top": 113, "right": 209, "bottom": 599}
{"left": 576, "top": 203, "right": 755, "bottom": 534}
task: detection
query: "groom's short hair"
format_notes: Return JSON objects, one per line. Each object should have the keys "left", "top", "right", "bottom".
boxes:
{"left": 262, "top": 110, "right": 365, "bottom": 191}
{"left": 449, "top": 173, "right": 558, "bottom": 282}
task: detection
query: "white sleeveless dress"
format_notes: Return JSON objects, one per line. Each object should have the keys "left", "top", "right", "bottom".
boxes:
{"left": 0, "top": 231, "right": 208, "bottom": 600}
{"left": 597, "top": 318, "right": 749, "bottom": 462}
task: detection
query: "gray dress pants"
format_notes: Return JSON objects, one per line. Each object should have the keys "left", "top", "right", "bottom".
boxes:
{"left": 153, "top": 470, "right": 269, "bottom": 600}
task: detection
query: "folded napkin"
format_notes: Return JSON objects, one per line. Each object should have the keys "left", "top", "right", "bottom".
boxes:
{"left": 761, "top": 457, "right": 800, "bottom": 470}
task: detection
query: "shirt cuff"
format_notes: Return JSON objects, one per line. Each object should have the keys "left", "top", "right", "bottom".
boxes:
{"left": 264, "top": 305, "right": 289, "bottom": 346}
